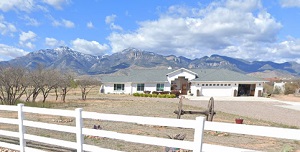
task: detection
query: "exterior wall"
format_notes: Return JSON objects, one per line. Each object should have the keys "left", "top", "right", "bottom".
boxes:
{"left": 190, "top": 82, "right": 264, "bottom": 97}
{"left": 255, "top": 82, "right": 264, "bottom": 97}
{"left": 103, "top": 82, "right": 171, "bottom": 95}
{"left": 191, "top": 82, "right": 236, "bottom": 97}
{"left": 102, "top": 82, "right": 132, "bottom": 94}
{"left": 167, "top": 70, "right": 197, "bottom": 83}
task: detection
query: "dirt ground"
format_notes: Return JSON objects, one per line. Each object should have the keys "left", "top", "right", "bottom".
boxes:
{"left": 1, "top": 90, "right": 300, "bottom": 152}
{"left": 271, "top": 94, "right": 300, "bottom": 102}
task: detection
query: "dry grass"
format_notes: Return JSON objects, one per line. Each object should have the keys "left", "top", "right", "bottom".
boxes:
{"left": 1, "top": 89, "right": 300, "bottom": 152}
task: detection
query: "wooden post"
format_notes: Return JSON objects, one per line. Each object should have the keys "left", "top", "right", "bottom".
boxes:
{"left": 75, "top": 108, "right": 83, "bottom": 152}
{"left": 17, "top": 104, "right": 25, "bottom": 152}
{"left": 193, "top": 116, "right": 205, "bottom": 152}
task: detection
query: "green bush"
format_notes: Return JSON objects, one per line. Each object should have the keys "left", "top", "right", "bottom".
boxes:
{"left": 158, "top": 94, "right": 166, "bottom": 98}
{"left": 133, "top": 93, "right": 140, "bottom": 96}
{"left": 151, "top": 94, "right": 157, "bottom": 98}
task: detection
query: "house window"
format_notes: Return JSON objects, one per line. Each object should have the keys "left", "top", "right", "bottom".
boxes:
{"left": 228, "top": 84, "right": 231, "bottom": 86}
{"left": 114, "top": 84, "right": 124, "bottom": 91}
{"left": 156, "top": 83, "right": 164, "bottom": 91}
{"left": 137, "top": 83, "right": 145, "bottom": 91}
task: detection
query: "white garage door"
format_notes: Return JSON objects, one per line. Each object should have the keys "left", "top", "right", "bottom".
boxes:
{"left": 201, "top": 87, "right": 232, "bottom": 97}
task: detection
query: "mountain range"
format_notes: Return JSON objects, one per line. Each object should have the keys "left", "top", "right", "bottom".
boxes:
{"left": 1, "top": 46, "right": 299, "bottom": 79}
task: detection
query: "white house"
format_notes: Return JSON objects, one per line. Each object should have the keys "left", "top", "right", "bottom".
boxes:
{"left": 100, "top": 68, "right": 266, "bottom": 97}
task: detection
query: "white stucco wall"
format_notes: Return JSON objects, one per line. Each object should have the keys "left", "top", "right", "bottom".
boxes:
{"left": 102, "top": 82, "right": 132, "bottom": 94}
{"left": 191, "top": 82, "right": 235, "bottom": 97}
{"left": 103, "top": 82, "right": 171, "bottom": 94}
{"left": 167, "top": 69, "right": 197, "bottom": 83}
{"left": 190, "top": 82, "right": 264, "bottom": 97}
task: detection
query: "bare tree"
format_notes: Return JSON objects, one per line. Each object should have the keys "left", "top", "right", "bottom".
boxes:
{"left": 40, "top": 70, "right": 61, "bottom": 103}
{"left": 59, "top": 73, "right": 77, "bottom": 102}
{"left": 76, "top": 77, "right": 101, "bottom": 100}
{"left": 25, "top": 67, "right": 44, "bottom": 102}
{"left": 0, "top": 67, "right": 28, "bottom": 105}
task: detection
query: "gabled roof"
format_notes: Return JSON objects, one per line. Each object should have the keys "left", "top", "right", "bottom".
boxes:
{"left": 166, "top": 68, "right": 198, "bottom": 76}
{"left": 100, "top": 68, "right": 265, "bottom": 83}
{"left": 190, "top": 69, "right": 265, "bottom": 82}
{"left": 100, "top": 69, "right": 171, "bottom": 83}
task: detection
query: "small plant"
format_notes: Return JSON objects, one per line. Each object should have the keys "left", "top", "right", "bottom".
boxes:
{"left": 165, "top": 134, "right": 186, "bottom": 152}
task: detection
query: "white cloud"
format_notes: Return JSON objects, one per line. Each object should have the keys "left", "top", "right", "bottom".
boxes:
{"left": 52, "top": 18, "right": 75, "bottom": 28}
{"left": 71, "top": 38, "right": 109, "bottom": 55}
{"left": 19, "top": 31, "right": 37, "bottom": 49}
{"left": 105, "top": 14, "right": 123, "bottom": 31}
{"left": 0, "top": 44, "right": 28, "bottom": 61}
{"left": 105, "top": 14, "right": 116, "bottom": 24}
{"left": 0, "top": 0, "right": 69, "bottom": 12}
{"left": 19, "top": 31, "right": 37, "bottom": 42}
{"left": 280, "top": 0, "right": 300, "bottom": 8}
{"left": 87, "top": 21, "right": 94, "bottom": 28}
{"left": 110, "top": 23, "right": 123, "bottom": 31}
{"left": 45, "top": 37, "right": 65, "bottom": 47}
{"left": 43, "top": 0, "right": 70, "bottom": 9}
{"left": 22, "top": 15, "right": 40, "bottom": 26}
{"left": 0, "top": 15, "right": 17, "bottom": 36}
{"left": 107, "top": 0, "right": 284, "bottom": 62}
{"left": 62, "top": 19, "right": 75, "bottom": 28}
{"left": 0, "top": 0, "right": 35, "bottom": 12}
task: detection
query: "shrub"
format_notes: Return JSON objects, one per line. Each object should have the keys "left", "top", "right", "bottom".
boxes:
{"left": 284, "top": 83, "right": 298, "bottom": 95}
{"left": 171, "top": 90, "right": 180, "bottom": 98}
{"left": 160, "top": 91, "right": 170, "bottom": 94}
{"left": 144, "top": 91, "right": 151, "bottom": 94}
{"left": 151, "top": 94, "right": 157, "bottom": 98}
{"left": 273, "top": 87, "right": 282, "bottom": 94}
{"left": 158, "top": 94, "right": 166, "bottom": 98}
{"left": 133, "top": 93, "right": 140, "bottom": 96}
{"left": 152, "top": 91, "right": 159, "bottom": 95}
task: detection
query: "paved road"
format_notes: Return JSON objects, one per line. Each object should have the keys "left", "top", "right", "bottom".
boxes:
{"left": 181, "top": 96, "right": 300, "bottom": 127}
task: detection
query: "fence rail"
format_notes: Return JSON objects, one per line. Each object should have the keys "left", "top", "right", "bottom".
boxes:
{"left": 0, "top": 104, "right": 300, "bottom": 152}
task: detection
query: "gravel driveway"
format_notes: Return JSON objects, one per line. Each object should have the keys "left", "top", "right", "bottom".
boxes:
{"left": 178, "top": 96, "right": 300, "bottom": 127}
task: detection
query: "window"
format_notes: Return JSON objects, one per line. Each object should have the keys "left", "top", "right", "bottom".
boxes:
{"left": 114, "top": 84, "right": 124, "bottom": 91}
{"left": 156, "top": 83, "right": 164, "bottom": 91}
{"left": 217, "top": 84, "right": 219, "bottom": 86}
{"left": 209, "top": 84, "right": 212, "bottom": 86}
{"left": 205, "top": 84, "right": 208, "bottom": 86}
{"left": 137, "top": 83, "right": 145, "bottom": 91}
{"left": 221, "top": 84, "right": 223, "bottom": 86}
{"left": 228, "top": 84, "right": 231, "bottom": 86}
{"left": 213, "top": 84, "right": 216, "bottom": 86}
{"left": 202, "top": 84, "right": 205, "bottom": 86}
{"left": 224, "top": 84, "right": 227, "bottom": 86}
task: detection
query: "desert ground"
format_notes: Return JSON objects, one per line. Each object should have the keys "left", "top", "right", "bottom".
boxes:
{"left": 0, "top": 89, "right": 300, "bottom": 152}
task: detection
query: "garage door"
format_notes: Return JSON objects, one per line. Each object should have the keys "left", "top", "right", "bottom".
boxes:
{"left": 201, "top": 88, "right": 232, "bottom": 97}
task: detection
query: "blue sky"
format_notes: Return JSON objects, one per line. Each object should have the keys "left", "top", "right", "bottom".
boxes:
{"left": 1, "top": 0, "right": 300, "bottom": 63}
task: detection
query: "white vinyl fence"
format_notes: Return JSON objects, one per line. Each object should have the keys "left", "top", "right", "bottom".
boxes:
{"left": 0, "top": 104, "right": 300, "bottom": 152}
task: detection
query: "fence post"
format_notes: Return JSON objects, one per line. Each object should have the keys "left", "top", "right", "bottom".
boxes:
{"left": 193, "top": 116, "right": 205, "bottom": 152}
{"left": 75, "top": 108, "right": 83, "bottom": 152}
{"left": 18, "top": 104, "right": 26, "bottom": 152}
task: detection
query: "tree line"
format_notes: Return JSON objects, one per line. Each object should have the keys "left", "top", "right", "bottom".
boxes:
{"left": 0, "top": 66, "right": 101, "bottom": 105}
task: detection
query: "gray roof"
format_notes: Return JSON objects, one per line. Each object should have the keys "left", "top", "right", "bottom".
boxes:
{"left": 190, "top": 69, "right": 265, "bottom": 82}
{"left": 100, "top": 69, "right": 172, "bottom": 83}
{"left": 100, "top": 68, "right": 265, "bottom": 83}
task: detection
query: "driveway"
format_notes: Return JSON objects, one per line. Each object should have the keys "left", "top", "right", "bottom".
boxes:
{"left": 181, "top": 96, "right": 300, "bottom": 127}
